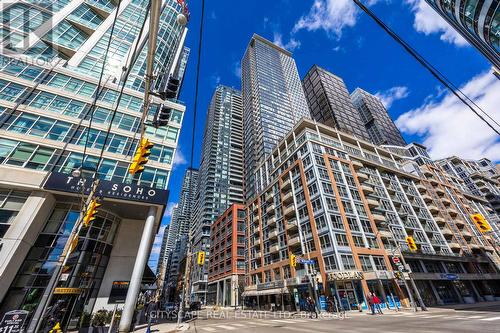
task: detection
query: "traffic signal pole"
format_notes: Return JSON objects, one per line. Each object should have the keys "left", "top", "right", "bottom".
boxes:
{"left": 118, "top": 206, "right": 158, "bottom": 332}
{"left": 396, "top": 245, "right": 427, "bottom": 311}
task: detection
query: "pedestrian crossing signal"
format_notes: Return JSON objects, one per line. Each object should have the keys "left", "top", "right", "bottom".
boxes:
{"left": 197, "top": 251, "right": 205, "bottom": 265}
{"left": 470, "top": 213, "right": 492, "bottom": 233}
{"left": 290, "top": 254, "right": 297, "bottom": 267}
{"left": 129, "top": 138, "right": 154, "bottom": 175}
{"left": 405, "top": 236, "right": 418, "bottom": 251}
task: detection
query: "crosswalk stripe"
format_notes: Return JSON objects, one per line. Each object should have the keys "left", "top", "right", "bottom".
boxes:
{"left": 480, "top": 316, "right": 500, "bottom": 321}
{"left": 214, "top": 325, "right": 237, "bottom": 330}
{"left": 231, "top": 323, "right": 247, "bottom": 327}
{"left": 270, "top": 319, "right": 292, "bottom": 323}
{"left": 286, "top": 327, "right": 330, "bottom": 333}
{"left": 290, "top": 319, "right": 308, "bottom": 323}
{"left": 251, "top": 321, "right": 271, "bottom": 326}
{"left": 468, "top": 315, "right": 484, "bottom": 319}
{"left": 200, "top": 327, "right": 216, "bottom": 332}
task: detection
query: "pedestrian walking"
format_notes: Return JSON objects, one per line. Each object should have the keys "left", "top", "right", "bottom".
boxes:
{"left": 367, "top": 292, "right": 375, "bottom": 315}
{"left": 306, "top": 296, "right": 318, "bottom": 319}
{"left": 373, "top": 294, "right": 383, "bottom": 314}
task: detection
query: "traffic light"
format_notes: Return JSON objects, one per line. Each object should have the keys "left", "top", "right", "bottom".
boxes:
{"left": 83, "top": 198, "right": 102, "bottom": 227}
{"left": 290, "top": 254, "right": 297, "bottom": 267}
{"left": 152, "top": 105, "right": 172, "bottom": 128}
{"left": 164, "top": 76, "right": 180, "bottom": 99}
{"left": 394, "top": 271, "right": 403, "bottom": 280}
{"left": 470, "top": 213, "right": 492, "bottom": 233}
{"left": 129, "top": 137, "right": 154, "bottom": 175}
{"left": 197, "top": 251, "right": 205, "bottom": 265}
{"left": 152, "top": 76, "right": 180, "bottom": 100}
{"left": 405, "top": 236, "right": 418, "bottom": 252}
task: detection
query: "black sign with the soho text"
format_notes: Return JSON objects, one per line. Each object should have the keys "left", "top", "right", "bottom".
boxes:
{"left": 43, "top": 172, "right": 169, "bottom": 205}
{"left": 0, "top": 310, "right": 28, "bottom": 333}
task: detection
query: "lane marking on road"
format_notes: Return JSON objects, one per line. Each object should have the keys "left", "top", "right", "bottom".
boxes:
{"left": 285, "top": 326, "right": 331, "bottom": 333}
{"left": 199, "top": 327, "right": 217, "bottom": 332}
{"left": 213, "top": 325, "right": 237, "bottom": 330}
{"left": 250, "top": 321, "right": 271, "bottom": 326}
{"left": 290, "top": 319, "right": 308, "bottom": 323}
{"left": 468, "top": 315, "right": 484, "bottom": 319}
{"left": 231, "top": 323, "right": 247, "bottom": 327}
{"left": 480, "top": 316, "right": 500, "bottom": 321}
{"left": 270, "top": 319, "right": 294, "bottom": 323}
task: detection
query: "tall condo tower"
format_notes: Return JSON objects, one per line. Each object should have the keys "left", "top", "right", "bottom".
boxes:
{"left": 302, "top": 65, "right": 371, "bottom": 142}
{"left": 241, "top": 34, "right": 311, "bottom": 201}
{"left": 189, "top": 85, "right": 245, "bottom": 303}
{"left": 0, "top": 1, "right": 189, "bottom": 329}
{"left": 423, "top": 0, "right": 499, "bottom": 70}
{"left": 351, "top": 88, "right": 407, "bottom": 147}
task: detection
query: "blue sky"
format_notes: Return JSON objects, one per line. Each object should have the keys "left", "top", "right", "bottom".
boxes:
{"left": 149, "top": 0, "right": 500, "bottom": 268}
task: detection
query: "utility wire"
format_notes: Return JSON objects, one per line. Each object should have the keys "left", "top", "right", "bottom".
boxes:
{"left": 352, "top": 0, "right": 500, "bottom": 136}
{"left": 80, "top": 0, "right": 123, "bottom": 177}
{"left": 91, "top": 5, "right": 150, "bottom": 183}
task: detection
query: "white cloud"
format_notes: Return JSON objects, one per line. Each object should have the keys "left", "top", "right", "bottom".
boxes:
{"left": 173, "top": 148, "right": 187, "bottom": 167}
{"left": 163, "top": 202, "right": 178, "bottom": 218}
{"left": 396, "top": 71, "right": 500, "bottom": 162}
{"left": 292, "top": 0, "right": 358, "bottom": 39}
{"left": 405, "top": 0, "right": 468, "bottom": 46}
{"left": 375, "top": 86, "right": 410, "bottom": 109}
{"left": 232, "top": 60, "right": 242, "bottom": 79}
{"left": 273, "top": 32, "right": 301, "bottom": 51}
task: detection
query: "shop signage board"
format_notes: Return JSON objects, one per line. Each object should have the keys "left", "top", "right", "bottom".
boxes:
{"left": 44, "top": 172, "right": 169, "bottom": 205}
{"left": 256, "top": 280, "right": 285, "bottom": 291}
{"left": 53, "top": 287, "right": 82, "bottom": 295}
{"left": 327, "top": 271, "right": 363, "bottom": 281}
{"left": 0, "top": 310, "right": 28, "bottom": 333}
{"left": 109, "top": 281, "right": 130, "bottom": 303}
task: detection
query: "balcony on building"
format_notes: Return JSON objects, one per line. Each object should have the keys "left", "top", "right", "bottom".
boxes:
{"left": 351, "top": 160, "right": 363, "bottom": 170}
{"left": 367, "top": 198, "right": 379, "bottom": 208}
{"left": 416, "top": 184, "right": 427, "bottom": 193}
{"left": 268, "top": 229, "right": 279, "bottom": 240}
{"left": 286, "top": 218, "right": 298, "bottom": 231}
{"left": 282, "top": 191, "right": 294, "bottom": 204}
{"left": 361, "top": 185, "right": 374, "bottom": 194}
{"left": 288, "top": 236, "right": 301, "bottom": 248}
{"left": 372, "top": 214, "right": 386, "bottom": 223}
{"left": 428, "top": 205, "right": 439, "bottom": 214}
{"left": 282, "top": 177, "right": 291, "bottom": 190}
{"left": 284, "top": 204, "right": 296, "bottom": 217}
{"left": 421, "top": 194, "right": 433, "bottom": 203}
{"left": 269, "top": 244, "right": 280, "bottom": 253}
{"left": 266, "top": 204, "right": 276, "bottom": 215}
{"left": 435, "top": 187, "right": 445, "bottom": 196}
{"left": 356, "top": 172, "right": 369, "bottom": 182}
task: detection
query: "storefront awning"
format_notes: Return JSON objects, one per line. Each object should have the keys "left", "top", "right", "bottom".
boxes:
{"left": 242, "top": 287, "right": 289, "bottom": 297}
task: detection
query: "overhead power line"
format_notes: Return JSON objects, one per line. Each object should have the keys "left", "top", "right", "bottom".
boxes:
{"left": 352, "top": 0, "right": 500, "bottom": 136}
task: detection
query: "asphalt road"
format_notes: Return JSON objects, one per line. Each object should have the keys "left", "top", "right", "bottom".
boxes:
{"left": 185, "top": 309, "right": 500, "bottom": 333}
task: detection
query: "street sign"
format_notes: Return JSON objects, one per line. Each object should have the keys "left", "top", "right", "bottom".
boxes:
{"left": 0, "top": 310, "right": 28, "bottom": 333}
{"left": 441, "top": 273, "right": 458, "bottom": 281}
{"left": 392, "top": 257, "right": 400, "bottom": 264}
{"left": 297, "top": 258, "right": 315, "bottom": 265}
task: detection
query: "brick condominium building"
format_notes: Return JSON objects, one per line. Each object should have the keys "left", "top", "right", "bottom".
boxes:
{"left": 243, "top": 118, "right": 500, "bottom": 311}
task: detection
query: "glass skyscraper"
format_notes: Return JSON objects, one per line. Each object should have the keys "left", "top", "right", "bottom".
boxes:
{"left": 351, "top": 88, "right": 407, "bottom": 147}
{"left": 189, "top": 85, "right": 244, "bottom": 303}
{"left": 302, "top": 65, "right": 371, "bottom": 142}
{"left": 0, "top": 0, "right": 189, "bottom": 329}
{"left": 424, "top": 0, "right": 499, "bottom": 70}
{"left": 241, "top": 34, "right": 310, "bottom": 200}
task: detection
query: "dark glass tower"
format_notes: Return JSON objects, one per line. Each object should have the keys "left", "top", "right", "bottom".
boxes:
{"left": 351, "top": 88, "right": 407, "bottom": 147}
{"left": 302, "top": 65, "right": 371, "bottom": 141}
